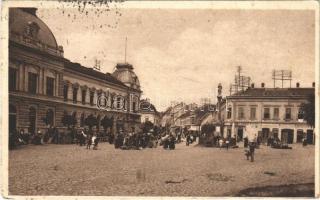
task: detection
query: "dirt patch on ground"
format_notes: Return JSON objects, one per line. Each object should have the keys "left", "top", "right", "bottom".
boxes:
{"left": 236, "top": 183, "right": 314, "bottom": 197}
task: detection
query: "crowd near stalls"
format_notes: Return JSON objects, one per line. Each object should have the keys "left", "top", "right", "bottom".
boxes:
{"left": 9, "top": 120, "right": 185, "bottom": 151}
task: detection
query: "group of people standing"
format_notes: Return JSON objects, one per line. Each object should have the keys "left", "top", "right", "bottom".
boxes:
{"left": 114, "top": 128, "right": 159, "bottom": 150}
{"left": 9, "top": 127, "right": 61, "bottom": 149}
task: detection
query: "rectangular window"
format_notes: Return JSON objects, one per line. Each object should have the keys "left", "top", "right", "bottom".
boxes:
{"left": 273, "top": 108, "right": 279, "bottom": 119}
{"left": 63, "top": 85, "right": 68, "bottom": 101}
{"left": 9, "top": 68, "right": 17, "bottom": 91}
{"left": 238, "top": 107, "right": 244, "bottom": 119}
{"left": 250, "top": 107, "right": 256, "bottom": 119}
{"left": 46, "top": 77, "right": 54, "bottom": 96}
{"left": 73, "top": 87, "right": 78, "bottom": 103}
{"left": 28, "top": 72, "right": 37, "bottom": 94}
{"left": 285, "top": 108, "right": 291, "bottom": 120}
{"left": 90, "top": 91, "right": 94, "bottom": 105}
{"left": 227, "top": 107, "right": 232, "bottom": 119}
{"left": 82, "top": 90, "right": 86, "bottom": 105}
{"left": 264, "top": 107, "right": 270, "bottom": 119}
{"left": 298, "top": 108, "right": 304, "bottom": 120}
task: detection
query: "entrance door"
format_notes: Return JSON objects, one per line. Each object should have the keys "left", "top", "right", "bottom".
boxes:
{"left": 237, "top": 128, "right": 243, "bottom": 141}
{"left": 307, "top": 130, "right": 314, "bottom": 144}
{"left": 29, "top": 107, "right": 36, "bottom": 134}
{"left": 281, "top": 129, "right": 294, "bottom": 144}
{"left": 262, "top": 128, "right": 270, "bottom": 143}
{"left": 272, "top": 128, "right": 279, "bottom": 140}
{"left": 9, "top": 104, "right": 17, "bottom": 133}
{"left": 296, "top": 130, "right": 304, "bottom": 143}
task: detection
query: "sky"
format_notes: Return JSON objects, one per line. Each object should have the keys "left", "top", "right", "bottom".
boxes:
{"left": 37, "top": 4, "right": 315, "bottom": 111}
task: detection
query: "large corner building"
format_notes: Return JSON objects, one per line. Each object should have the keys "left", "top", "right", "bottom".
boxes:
{"left": 9, "top": 8, "right": 142, "bottom": 135}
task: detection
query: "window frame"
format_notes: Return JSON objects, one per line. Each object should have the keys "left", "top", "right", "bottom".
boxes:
{"left": 250, "top": 107, "right": 256, "bottom": 120}
{"left": 46, "top": 77, "right": 55, "bottom": 96}
{"left": 28, "top": 72, "right": 38, "bottom": 94}
{"left": 285, "top": 107, "right": 292, "bottom": 120}
{"left": 263, "top": 107, "right": 270, "bottom": 119}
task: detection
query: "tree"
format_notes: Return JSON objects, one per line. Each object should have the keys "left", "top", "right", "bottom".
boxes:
{"left": 84, "top": 114, "right": 98, "bottom": 131}
{"left": 101, "top": 116, "right": 113, "bottom": 131}
{"left": 61, "top": 112, "right": 77, "bottom": 129}
{"left": 301, "top": 94, "right": 315, "bottom": 128}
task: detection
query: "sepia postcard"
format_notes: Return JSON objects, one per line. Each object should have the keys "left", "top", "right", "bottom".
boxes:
{"left": 0, "top": 0, "right": 319, "bottom": 199}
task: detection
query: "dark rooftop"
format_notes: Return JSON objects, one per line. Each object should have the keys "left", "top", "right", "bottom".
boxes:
{"left": 64, "top": 60, "right": 127, "bottom": 88}
{"left": 230, "top": 87, "right": 315, "bottom": 98}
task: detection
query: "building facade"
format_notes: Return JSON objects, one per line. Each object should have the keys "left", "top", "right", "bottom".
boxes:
{"left": 9, "top": 8, "right": 142, "bottom": 135}
{"left": 139, "top": 99, "right": 160, "bottom": 126}
{"left": 220, "top": 85, "right": 315, "bottom": 144}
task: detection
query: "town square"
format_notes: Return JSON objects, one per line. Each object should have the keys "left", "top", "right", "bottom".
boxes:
{"left": 4, "top": 1, "right": 318, "bottom": 198}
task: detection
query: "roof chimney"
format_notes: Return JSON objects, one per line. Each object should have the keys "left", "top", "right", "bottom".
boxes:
{"left": 20, "top": 8, "right": 38, "bottom": 16}
{"left": 261, "top": 83, "right": 265, "bottom": 88}
{"left": 296, "top": 82, "right": 300, "bottom": 88}
{"left": 312, "top": 82, "right": 315, "bottom": 87}
{"left": 251, "top": 83, "right": 254, "bottom": 88}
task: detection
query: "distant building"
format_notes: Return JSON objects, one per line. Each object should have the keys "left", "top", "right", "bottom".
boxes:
{"left": 219, "top": 83, "right": 315, "bottom": 144}
{"left": 139, "top": 99, "right": 160, "bottom": 126}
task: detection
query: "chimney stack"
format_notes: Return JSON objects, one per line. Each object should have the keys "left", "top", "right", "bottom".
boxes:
{"left": 296, "top": 82, "right": 300, "bottom": 88}
{"left": 251, "top": 83, "right": 255, "bottom": 88}
{"left": 312, "top": 82, "right": 315, "bottom": 87}
{"left": 261, "top": 83, "right": 265, "bottom": 88}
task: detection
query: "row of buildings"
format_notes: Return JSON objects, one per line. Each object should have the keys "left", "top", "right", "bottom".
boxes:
{"left": 160, "top": 83, "right": 315, "bottom": 144}
{"left": 9, "top": 8, "right": 143, "bottom": 135}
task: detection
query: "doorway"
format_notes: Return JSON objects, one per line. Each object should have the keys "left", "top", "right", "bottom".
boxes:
{"left": 29, "top": 107, "right": 36, "bottom": 134}
{"left": 262, "top": 128, "right": 270, "bottom": 143}
{"left": 281, "top": 129, "right": 294, "bottom": 144}
{"left": 237, "top": 127, "right": 243, "bottom": 141}
{"left": 296, "top": 130, "right": 304, "bottom": 143}
{"left": 307, "top": 130, "right": 314, "bottom": 144}
{"left": 9, "top": 104, "right": 17, "bottom": 133}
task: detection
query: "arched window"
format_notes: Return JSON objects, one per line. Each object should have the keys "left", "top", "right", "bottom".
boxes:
{"left": 29, "top": 107, "right": 36, "bottom": 134}
{"left": 9, "top": 104, "right": 17, "bottom": 133}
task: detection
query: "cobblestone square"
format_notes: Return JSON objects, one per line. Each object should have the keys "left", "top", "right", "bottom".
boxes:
{"left": 9, "top": 143, "right": 314, "bottom": 196}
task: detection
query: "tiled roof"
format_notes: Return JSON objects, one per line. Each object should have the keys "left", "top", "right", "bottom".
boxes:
{"left": 64, "top": 60, "right": 127, "bottom": 88}
{"left": 230, "top": 88, "right": 315, "bottom": 98}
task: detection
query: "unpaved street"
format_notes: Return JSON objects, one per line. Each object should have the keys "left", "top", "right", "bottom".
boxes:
{"left": 9, "top": 142, "right": 314, "bottom": 196}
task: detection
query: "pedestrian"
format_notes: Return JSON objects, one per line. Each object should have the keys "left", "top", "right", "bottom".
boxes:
{"left": 226, "top": 139, "right": 230, "bottom": 150}
{"left": 302, "top": 137, "right": 308, "bottom": 147}
{"left": 93, "top": 134, "right": 99, "bottom": 150}
{"left": 244, "top": 137, "right": 248, "bottom": 148}
{"left": 219, "top": 138, "right": 224, "bottom": 149}
{"left": 186, "top": 133, "right": 191, "bottom": 146}
{"left": 86, "top": 134, "right": 92, "bottom": 149}
{"left": 80, "top": 130, "right": 86, "bottom": 146}
{"left": 247, "top": 142, "right": 256, "bottom": 162}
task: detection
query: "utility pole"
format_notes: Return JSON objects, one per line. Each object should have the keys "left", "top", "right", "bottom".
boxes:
{"left": 124, "top": 37, "right": 127, "bottom": 63}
